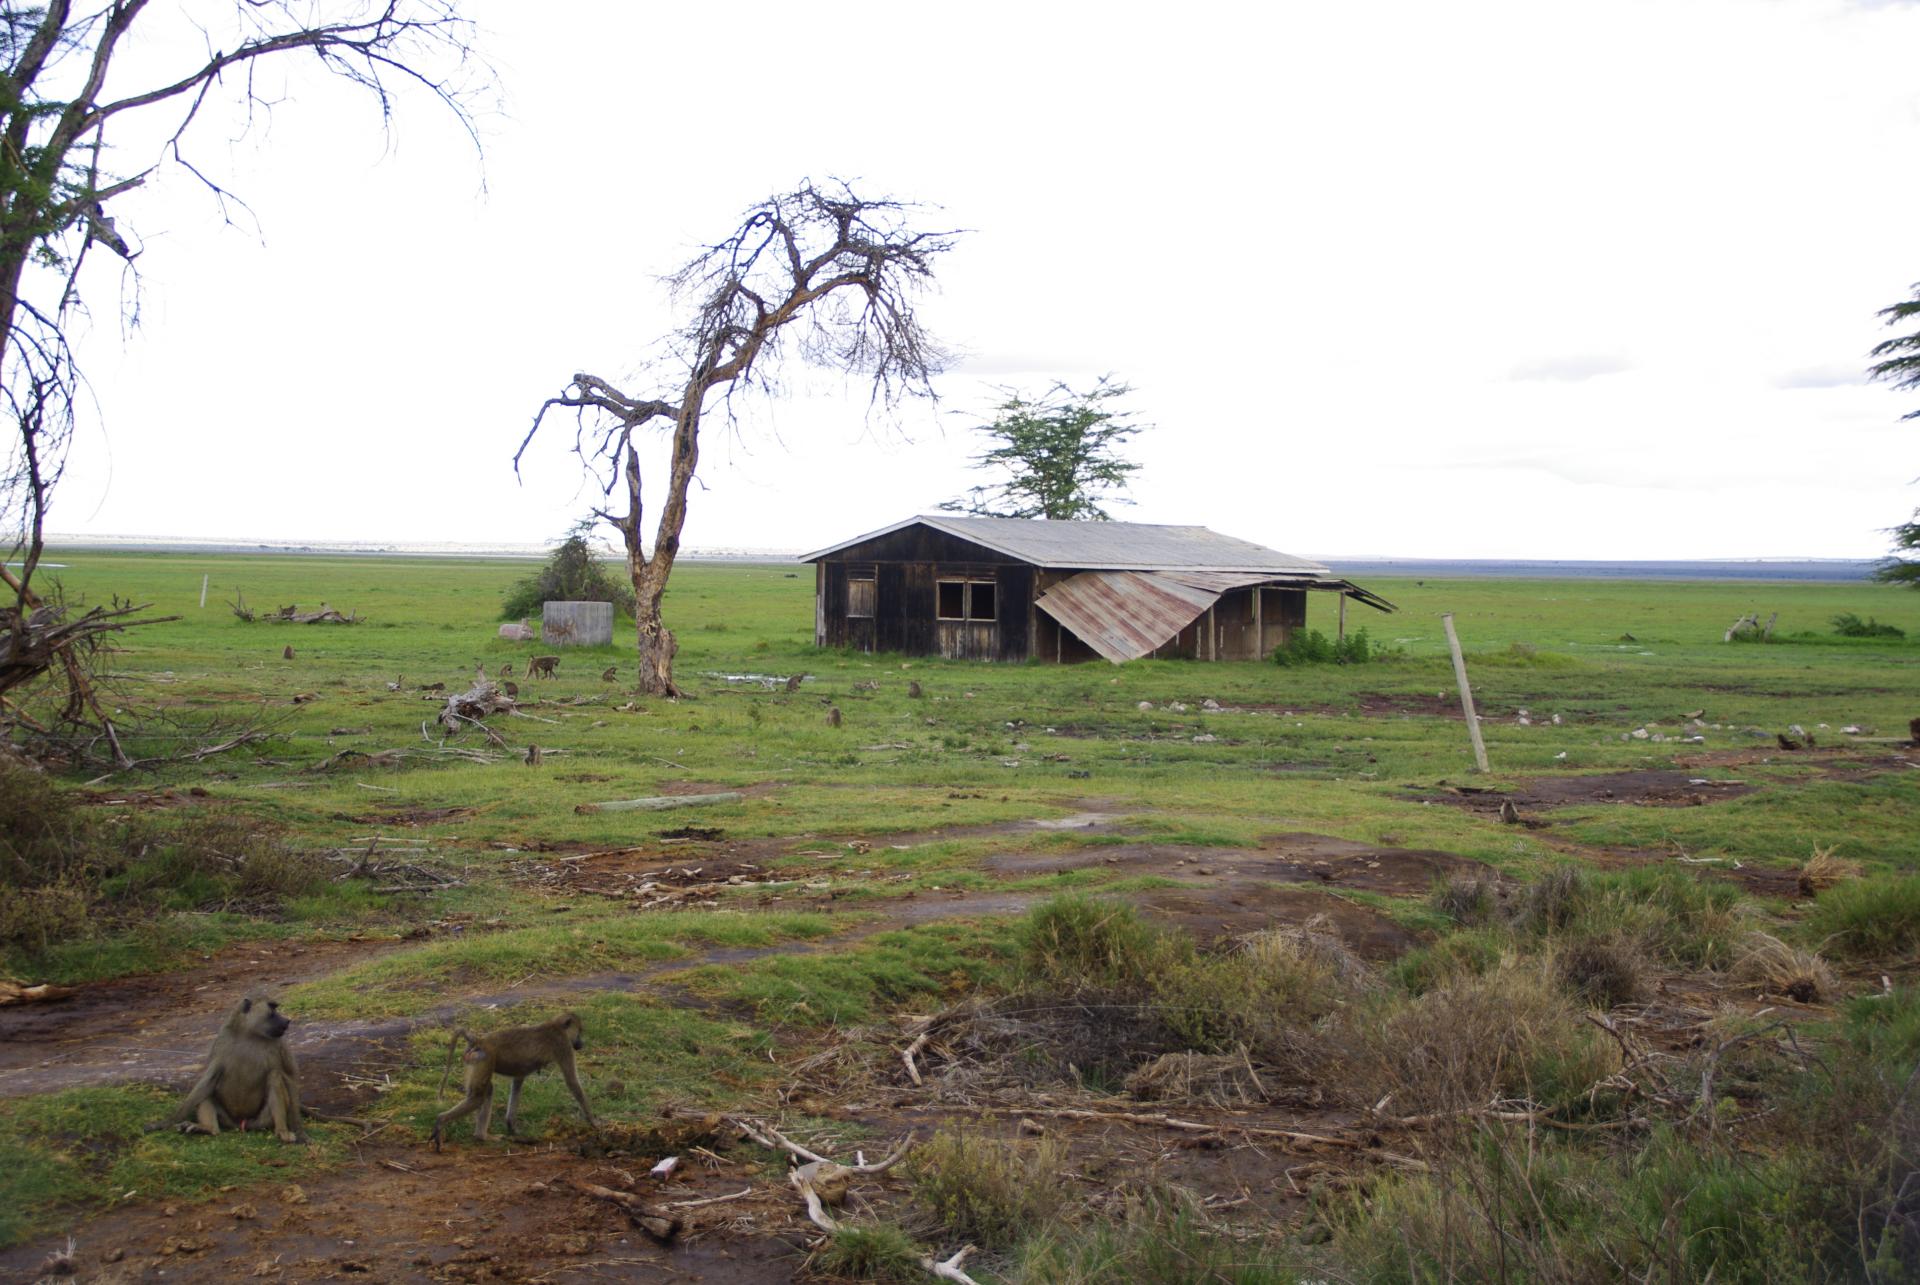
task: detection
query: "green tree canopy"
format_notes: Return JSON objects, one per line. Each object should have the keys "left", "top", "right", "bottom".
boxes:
{"left": 501, "top": 522, "right": 636, "bottom": 620}
{"left": 940, "top": 377, "right": 1145, "bottom": 521}
{"left": 1869, "top": 283, "right": 1920, "bottom": 586}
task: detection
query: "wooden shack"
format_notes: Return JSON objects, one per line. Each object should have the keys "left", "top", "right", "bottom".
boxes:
{"left": 803, "top": 515, "right": 1392, "bottom": 663}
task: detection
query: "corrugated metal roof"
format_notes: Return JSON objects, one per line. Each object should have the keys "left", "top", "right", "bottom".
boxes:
{"left": 1035, "top": 570, "right": 1396, "bottom": 664}
{"left": 1034, "top": 571, "right": 1228, "bottom": 663}
{"left": 802, "top": 515, "right": 1332, "bottom": 574}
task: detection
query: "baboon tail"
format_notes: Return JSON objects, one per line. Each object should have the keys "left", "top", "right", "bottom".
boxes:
{"left": 439, "top": 1028, "right": 470, "bottom": 1101}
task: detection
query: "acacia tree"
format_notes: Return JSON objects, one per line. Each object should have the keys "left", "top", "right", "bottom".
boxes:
{"left": 939, "top": 376, "right": 1144, "bottom": 521}
{"left": 1868, "top": 283, "right": 1920, "bottom": 587}
{"left": 0, "top": 2, "right": 486, "bottom": 757}
{"left": 518, "top": 182, "right": 957, "bottom": 697}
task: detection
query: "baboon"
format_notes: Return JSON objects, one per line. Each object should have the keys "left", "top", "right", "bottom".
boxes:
{"left": 826, "top": 706, "right": 842, "bottom": 728}
{"left": 282, "top": 645, "right": 294, "bottom": 660}
{"left": 150, "top": 995, "right": 303, "bottom": 1143}
{"left": 498, "top": 662, "right": 514, "bottom": 678}
{"left": 784, "top": 674, "right": 803, "bottom": 693}
{"left": 600, "top": 666, "right": 617, "bottom": 682}
{"left": 433, "top": 1012, "right": 595, "bottom": 1149}
{"left": 907, "top": 680, "right": 922, "bottom": 698}
{"left": 530, "top": 656, "right": 560, "bottom": 679}
{"left": 524, "top": 743, "right": 542, "bottom": 767}
{"left": 503, "top": 680, "right": 520, "bottom": 699}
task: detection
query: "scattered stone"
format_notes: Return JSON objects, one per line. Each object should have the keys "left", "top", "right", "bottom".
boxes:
{"left": 1202, "top": 698, "right": 1222, "bottom": 711}
{"left": 1192, "top": 733, "right": 1217, "bottom": 743}
{"left": 1631, "top": 728, "right": 1650, "bottom": 740}
{"left": 1137, "top": 701, "right": 1153, "bottom": 711}
{"left": 1169, "top": 701, "right": 1189, "bottom": 713}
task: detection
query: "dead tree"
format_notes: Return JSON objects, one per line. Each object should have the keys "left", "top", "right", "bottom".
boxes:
{"left": 0, "top": 2, "right": 489, "bottom": 757}
{"left": 517, "top": 182, "right": 956, "bottom": 696}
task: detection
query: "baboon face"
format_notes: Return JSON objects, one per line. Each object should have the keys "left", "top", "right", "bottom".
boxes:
{"left": 564, "top": 1013, "right": 584, "bottom": 1051}
{"left": 243, "top": 996, "right": 291, "bottom": 1040}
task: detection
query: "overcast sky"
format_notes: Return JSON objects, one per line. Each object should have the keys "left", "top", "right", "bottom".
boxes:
{"left": 43, "top": 0, "right": 1920, "bottom": 560}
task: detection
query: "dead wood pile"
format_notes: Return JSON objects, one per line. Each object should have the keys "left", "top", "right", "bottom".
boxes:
{"left": 229, "top": 594, "right": 361, "bottom": 624}
{"left": 437, "top": 673, "right": 516, "bottom": 738}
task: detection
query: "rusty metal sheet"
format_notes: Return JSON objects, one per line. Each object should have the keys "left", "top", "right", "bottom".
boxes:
{"left": 1034, "top": 571, "right": 1230, "bottom": 664}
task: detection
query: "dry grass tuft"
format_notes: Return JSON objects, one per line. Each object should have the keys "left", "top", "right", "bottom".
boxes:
{"left": 1799, "top": 846, "right": 1864, "bottom": 897}
{"left": 1730, "top": 931, "right": 1836, "bottom": 1003}
{"left": 1124, "top": 1048, "right": 1268, "bottom": 1106}
{"left": 906, "top": 1128, "right": 1072, "bottom": 1250}
{"left": 1551, "top": 935, "right": 1647, "bottom": 1008}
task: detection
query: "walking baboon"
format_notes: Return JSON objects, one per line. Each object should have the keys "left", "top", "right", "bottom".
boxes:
{"left": 150, "top": 995, "right": 303, "bottom": 1143}
{"left": 530, "top": 656, "right": 560, "bottom": 679}
{"left": 433, "top": 1012, "right": 595, "bottom": 1149}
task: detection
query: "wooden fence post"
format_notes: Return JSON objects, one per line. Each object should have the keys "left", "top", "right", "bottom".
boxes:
{"left": 1337, "top": 592, "right": 1348, "bottom": 644}
{"left": 200, "top": 574, "right": 209, "bottom": 609}
{"left": 1442, "top": 612, "right": 1490, "bottom": 773}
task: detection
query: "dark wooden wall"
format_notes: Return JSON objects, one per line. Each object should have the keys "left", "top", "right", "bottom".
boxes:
{"left": 815, "top": 529, "right": 1033, "bottom": 661}
{"left": 814, "top": 527, "right": 1315, "bottom": 664}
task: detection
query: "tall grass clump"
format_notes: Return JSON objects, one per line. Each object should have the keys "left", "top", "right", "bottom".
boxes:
{"left": 1807, "top": 874, "right": 1920, "bottom": 958}
{"left": 907, "top": 1129, "right": 1071, "bottom": 1250}
{"left": 1831, "top": 611, "right": 1906, "bottom": 639}
{"left": 811, "top": 1222, "right": 924, "bottom": 1281}
{"left": 1013, "top": 1188, "right": 1297, "bottom": 1284}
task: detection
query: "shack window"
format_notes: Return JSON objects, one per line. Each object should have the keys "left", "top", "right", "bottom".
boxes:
{"left": 847, "top": 572, "right": 876, "bottom": 619}
{"left": 937, "top": 579, "right": 996, "bottom": 621}
{"left": 937, "top": 580, "right": 966, "bottom": 620}
{"left": 968, "top": 580, "right": 996, "bottom": 621}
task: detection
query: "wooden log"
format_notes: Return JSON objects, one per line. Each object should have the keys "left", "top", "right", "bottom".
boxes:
{"left": 1441, "top": 613, "right": 1490, "bottom": 773}
{"left": 542, "top": 600, "right": 614, "bottom": 647}
{"left": 574, "top": 791, "right": 744, "bottom": 815}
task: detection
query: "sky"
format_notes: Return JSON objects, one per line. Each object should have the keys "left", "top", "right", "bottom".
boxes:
{"left": 36, "top": 0, "right": 1920, "bottom": 560}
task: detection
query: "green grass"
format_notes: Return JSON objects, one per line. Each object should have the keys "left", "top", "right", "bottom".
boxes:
{"left": 0, "top": 1085, "right": 354, "bottom": 1248}
{"left": 286, "top": 908, "right": 842, "bottom": 1018}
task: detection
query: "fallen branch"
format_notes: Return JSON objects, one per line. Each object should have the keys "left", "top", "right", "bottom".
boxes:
{"left": 901, "top": 1031, "right": 931, "bottom": 1087}
{"left": 0, "top": 980, "right": 74, "bottom": 1006}
{"left": 568, "top": 1179, "right": 683, "bottom": 1242}
{"left": 574, "top": 791, "right": 744, "bottom": 815}
{"left": 919, "top": 1245, "right": 980, "bottom": 1285}
{"left": 976, "top": 1105, "right": 1363, "bottom": 1151}
{"left": 662, "top": 1185, "right": 753, "bottom": 1210}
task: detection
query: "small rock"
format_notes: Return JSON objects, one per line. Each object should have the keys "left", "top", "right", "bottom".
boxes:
{"left": 1192, "top": 733, "right": 1217, "bottom": 743}
{"left": 1194, "top": 866, "right": 1215, "bottom": 876}
{"left": 1137, "top": 701, "right": 1153, "bottom": 711}
{"left": 1554, "top": 751, "right": 1568, "bottom": 760}
{"left": 1631, "top": 728, "right": 1650, "bottom": 740}
{"left": 1169, "top": 701, "right": 1189, "bottom": 713}
{"left": 1551, "top": 714, "right": 1562, "bottom": 725}
{"left": 230, "top": 1202, "right": 258, "bottom": 1220}
{"left": 1202, "top": 698, "right": 1222, "bottom": 711}
{"left": 1841, "top": 725, "right": 1862, "bottom": 735}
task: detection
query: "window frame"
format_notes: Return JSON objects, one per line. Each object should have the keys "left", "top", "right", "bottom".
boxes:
{"left": 936, "top": 577, "right": 997, "bottom": 623}
{"left": 845, "top": 568, "right": 877, "bottom": 620}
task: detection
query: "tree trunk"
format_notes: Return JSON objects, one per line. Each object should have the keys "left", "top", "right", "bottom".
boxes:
{"left": 634, "top": 609, "right": 678, "bottom": 697}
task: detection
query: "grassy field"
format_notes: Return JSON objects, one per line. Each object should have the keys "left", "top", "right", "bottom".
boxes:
{"left": 1, "top": 550, "right": 1916, "bottom": 1281}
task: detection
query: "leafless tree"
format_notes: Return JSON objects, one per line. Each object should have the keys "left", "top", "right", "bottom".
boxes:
{"left": 0, "top": 1, "right": 489, "bottom": 760}
{"left": 518, "top": 181, "right": 958, "bottom": 696}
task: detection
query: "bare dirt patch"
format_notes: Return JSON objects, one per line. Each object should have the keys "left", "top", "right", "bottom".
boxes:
{"left": 347, "top": 804, "right": 477, "bottom": 826}
{"left": 1413, "top": 769, "right": 1755, "bottom": 816}
{"left": 988, "top": 832, "right": 1490, "bottom": 899}
{"left": 1136, "top": 884, "right": 1417, "bottom": 959}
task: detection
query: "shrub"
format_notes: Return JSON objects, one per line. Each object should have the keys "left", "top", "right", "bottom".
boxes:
{"left": 1730, "top": 931, "right": 1835, "bottom": 1002}
{"left": 813, "top": 1223, "right": 923, "bottom": 1281}
{"left": 1021, "top": 896, "right": 1178, "bottom": 992}
{"left": 1806, "top": 875, "right": 1920, "bottom": 958}
{"left": 907, "top": 1129, "right": 1071, "bottom": 1250}
{"left": 1431, "top": 872, "right": 1504, "bottom": 926}
{"left": 1349, "top": 963, "right": 1615, "bottom": 1114}
{"left": 1390, "top": 927, "right": 1508, "bottom": 996}
{"left": 1513, "top": 866, "right": 1740, "bottom": 969}
{"left": 1831, "top": 612, "right": 1906, "bottom": 639}
{"left": 500, "top": 521, "right": 635, "bottom": 621}
{"left": 1551, "top": 933, "right": 1646, "bottom": 1007}
{"left": 1270, "top": 626, "right": 1397, "bottom": 666}
{"left": 1014, "top": 1188, "right": 1297, "bottom": 1284}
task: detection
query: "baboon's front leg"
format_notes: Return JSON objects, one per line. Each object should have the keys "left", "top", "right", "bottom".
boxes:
{"left": 558, "top": 1049, "right": 597, "bottom": 1127}
{"left": 266, "top": 1071, "right": 301, "bottom": 1143}
{"left": 472, "top": 1082, "right": 496, "bottom": 1142}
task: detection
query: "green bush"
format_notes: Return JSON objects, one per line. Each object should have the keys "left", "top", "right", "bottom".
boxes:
{"left": 500, "top": 521, "right": 635, "bottom": 621}
{"left": 1270, "top": 626, "right": 1396, "bottom": 666}
{"left": 1831, "top": 612, "right": 1906, "bottom": 639}
{"left": 1807, "top": 875, "right": 1920, "bottom": 957}
{"left": 907, "top": 1129, "right": 1071, "bottom": 1249}
{"left": 813, "top": 1223, "right": 924, "bottom": 1281}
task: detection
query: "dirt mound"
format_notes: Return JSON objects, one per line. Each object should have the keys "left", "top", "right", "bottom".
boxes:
{"left": 1415, "top": 769, "right": 1754, "bottom": 816}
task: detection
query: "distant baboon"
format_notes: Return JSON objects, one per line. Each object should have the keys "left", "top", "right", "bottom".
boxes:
{"left": 907, "top": 680, "right": 923, "bottom": 698}
{"left": 784, "top": 674, "right": 803, "bottom": 693}
{"left": 498, "top": 662, "right": 514, "bottom": 678}
{"left": 600, "top": 666, "right": 617, "bottom": 683}
{"left": 826, "top": 706, "right": 842, "bottom": 728}
{"left": 503, "top": 680, "right": 520, "bottom": 699}
{"left": 524, "top": 743, "right": 542, "bottom": 767}
{"left": 530, "top": 656, "right": 560, "bottom": 679}
{"left": 433, "top": 1012, "right": 595, "bottom": 1149}
{"left": 282, "top": 645, "right": 294, "bottom": 660}
{"left": 150, "top": 995, "right": 303, "bottom": 1143}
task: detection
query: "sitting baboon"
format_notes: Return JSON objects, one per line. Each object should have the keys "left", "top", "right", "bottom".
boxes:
{"left": 433, "top": 1011, "right": 596, "bottom": 1149}
{"left": 826, "top": 706, "right": 842, "bottom": 728}
{"left": 150, "top": 995, "right": 303, "bottom": 1143}
{"left": 784, "top": 674, "right": 803, "bottom": 693}
{"left": 498, "top": 662, "right": 514, "bottom": 678}
{"left": 907, "top": 680, "right": 923, "bottom": 698}
{"left": 529, "top": 656, "right": 560, "bottom": 679}
{"left": 503, "top": 680, "right": 519, "bottom": 698}
{"left": 600, "top": 666, "right": 617, "bottom": 682}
